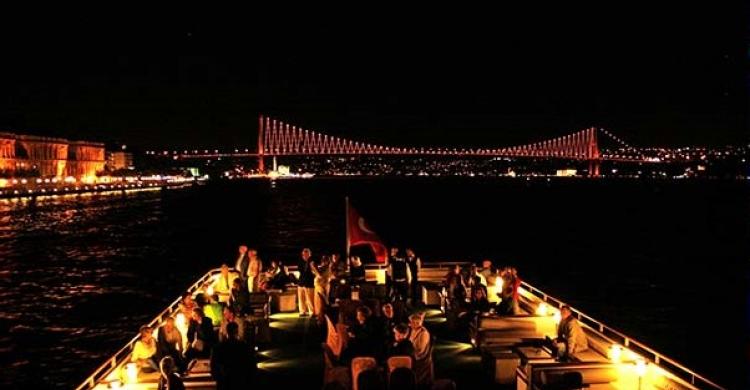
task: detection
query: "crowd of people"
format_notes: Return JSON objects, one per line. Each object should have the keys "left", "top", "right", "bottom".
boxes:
{"left": 444, "top": 261, "right": 522, "bottom": 317}
{"left": 126, "top": 243, "right": 582, "bottom": 389}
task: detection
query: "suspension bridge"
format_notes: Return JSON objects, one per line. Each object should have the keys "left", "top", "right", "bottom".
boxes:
{"left": 165, "top": 115, "right": 649, "bottom": 177}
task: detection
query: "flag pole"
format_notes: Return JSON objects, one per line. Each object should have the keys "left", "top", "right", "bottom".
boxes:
{"left": 345, "top": 196, "right": 351, "bottom": 260}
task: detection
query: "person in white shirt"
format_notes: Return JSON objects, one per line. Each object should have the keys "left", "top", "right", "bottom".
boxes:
{"left": 234, "top": 245, "right": 249, "bottom": 281}
{"left": 246, "top": 249, "right": 263, "bottom": 292}
{"left": 212, "top": 264, "right": 238, "bottom": 304}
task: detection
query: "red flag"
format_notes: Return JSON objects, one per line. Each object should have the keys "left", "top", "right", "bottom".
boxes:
{"left": 347, "top": 200, "right": 388, "bottom": 263}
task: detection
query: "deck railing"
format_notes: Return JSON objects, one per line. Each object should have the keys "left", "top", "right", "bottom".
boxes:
{"left": 520, "top": 281, "right": 726, "bottom": 390}
{"left": 74, "top": 268, "right": 222, "bottom": 390}
{"left": 76, "top": 262, "right": 725, "bottom": 390}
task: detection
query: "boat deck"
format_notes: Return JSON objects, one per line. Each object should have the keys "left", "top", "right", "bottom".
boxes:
{"left": 79, "top": 265, "right": 726, "bottom": 390}
{"left": 88, "top": 309, "right": 490, "bottom": 390}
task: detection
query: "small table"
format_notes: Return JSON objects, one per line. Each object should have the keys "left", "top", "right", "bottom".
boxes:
{"left": 515, "top": 346, "right": 555, "bottom": 363}
{"left": 514, "top": 346, "right": 556, "bottom": 390}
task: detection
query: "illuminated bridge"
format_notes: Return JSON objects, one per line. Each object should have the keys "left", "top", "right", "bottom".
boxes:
{"left": 161, "top": 116, "right": 652, "bottom": 176}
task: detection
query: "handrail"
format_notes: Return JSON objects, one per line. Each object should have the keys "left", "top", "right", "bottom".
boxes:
{"left": 519, "top": 281, "right": 726, "bottom": 390}
{"left": 74, "top": 268, "right": 222, "bottom": 390}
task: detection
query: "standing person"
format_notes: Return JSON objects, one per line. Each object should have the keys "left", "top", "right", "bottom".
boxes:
{"left": 405, "top": 248, "right": 421, "bottom": 305}
{"left": 509, "top": 267, "right": 522, "bottom": 314}
{"left": 349, "top": 256, "right": 366, "bottom": 285}
{"left": 497, "top": 268, "right": 515, "bottom": 315}
{"left": 234, "top": 245, "right": 249, "bottom": 284}
{"left": 387, "top": 248, "right": 410, "bottom": 302}
{"left": 314, "top": 255, "right": 332, "bottom": 320}
{"left": 329, "top": 253, "right": 348, "bottom": 284}
{"left": 211, "top": 322, "right": 256, "bottom": 390}
{"left": 328, "top": 254, "right": 347, "bottom": 301}
{"left": 445, "top": 265, "right": 466, "bottom": 304}
{"left": 212, "top": 264, "right": 238, "bottom": 304}
{"left": 246, "top": 249, "right": 263, "bottom": 293}
{"left": 297, "top": 248, "right": 316, "bottom": 317}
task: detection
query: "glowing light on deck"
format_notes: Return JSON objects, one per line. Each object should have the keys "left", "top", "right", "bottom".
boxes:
{"left": 635, "top": 358, "right": 647, "bottom": 377}
{"left": 108, "top": 379, "right": 122, "bottom": 389}
{"left": 375, "top": 269, "right": 386, "bottom": 285}
{"left": 125, "top": 362, "right": 138, "bottom": 384}
{"left": 609, "top": 343, "right": 623, "bottom": 362}
{"left": 535, "top": 302, "right": 548, "bottom": 316}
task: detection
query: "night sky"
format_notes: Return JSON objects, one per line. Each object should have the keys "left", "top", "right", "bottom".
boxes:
{"left": 0, "top": 5, "right": 746, "bottom": 150}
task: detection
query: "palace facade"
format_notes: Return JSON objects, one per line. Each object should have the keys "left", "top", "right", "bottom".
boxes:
{"left": 0, "top": 132, "right": 105, "bottom": 178}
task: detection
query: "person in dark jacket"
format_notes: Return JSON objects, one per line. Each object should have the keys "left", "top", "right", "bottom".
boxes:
{"left": 263, "top": 259, "right": 290, "bottom": 290}
{"left": 387, "top": 248, "right": 410, "bottom": 301}
{"left": 405, "top": 248, "right": 421, "bottom": 304}
{"left": 469, "top": 282, "right": 491, "bottom": 314}
{"left": 386, "top": 323, "right": 415, "bottom": 360}
{"left": 344, "top": 306, "right": 377, "bottom": 359}
{"left": 210, "top": 321, "right": 256, "bottom": 390}
{"left": 185, "top": 308, "right": 218, "bottom": 361}
{"left": 378, "top": 303, "right": 400, "bottom": 342}
{"left": 156, "top": 317, "right": 185, "bottom": 372}
{"left": 349, "top": 256, "right": 366, "bottom": 285}
{"left": 229, "top": 278, "right": 250, "bottom": 315}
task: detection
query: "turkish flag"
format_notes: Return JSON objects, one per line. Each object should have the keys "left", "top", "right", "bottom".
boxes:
{"left": 347, "top": 202, "right": 388, "bottom": 263}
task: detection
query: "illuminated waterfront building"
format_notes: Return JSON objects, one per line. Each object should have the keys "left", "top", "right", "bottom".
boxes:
{"left": 0, "top": 132, "right": 105, "bottom": 178}
{"left": 107, "top": 150, "right": 134, "bottom": 171}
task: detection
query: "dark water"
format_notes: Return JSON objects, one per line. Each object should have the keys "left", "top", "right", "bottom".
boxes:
{"left": 0, "top": 179, "right": 748, "bottom": 389}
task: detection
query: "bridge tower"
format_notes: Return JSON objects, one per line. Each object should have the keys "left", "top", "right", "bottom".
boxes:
{"left": 257, "top": 115, "right": 265, "bottom": 173}
{"left": 587, "top": 127, "right": 601, "bottom": 177}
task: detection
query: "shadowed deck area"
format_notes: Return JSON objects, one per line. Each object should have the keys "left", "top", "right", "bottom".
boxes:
{"left": 255, "top": 310, "right": 495, "bottom": 389}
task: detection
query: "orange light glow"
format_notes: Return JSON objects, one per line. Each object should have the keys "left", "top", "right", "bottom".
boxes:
{"left": 635, "top": 358, "right": 647, "bottom": 377}
{"left": 609, "top": 344, "right": 623, "bottom": 362}
{"left": 125, "top": 362, "right": 138, "bottom": 384}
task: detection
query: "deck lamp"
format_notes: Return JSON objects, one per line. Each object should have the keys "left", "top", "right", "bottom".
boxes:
{"left": 552, "top": 311, "right": 561, "bottom": 324}
{"left": 108, "top": 379, "right": 122, "bottom": 389}
{"left": 125, "top": 362, "right": 138, "bottom": 384}
{"left": 608, "top": 343, "right": 623, "bottom": 363}
{"left": 635, "top": 358, "right": 647, "bottom": 390}
{"left": 535, "top": 302, "right": 548, "bottom": 316}
{"left": 635, "top": 358, "right": 647, "bottom": 376}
